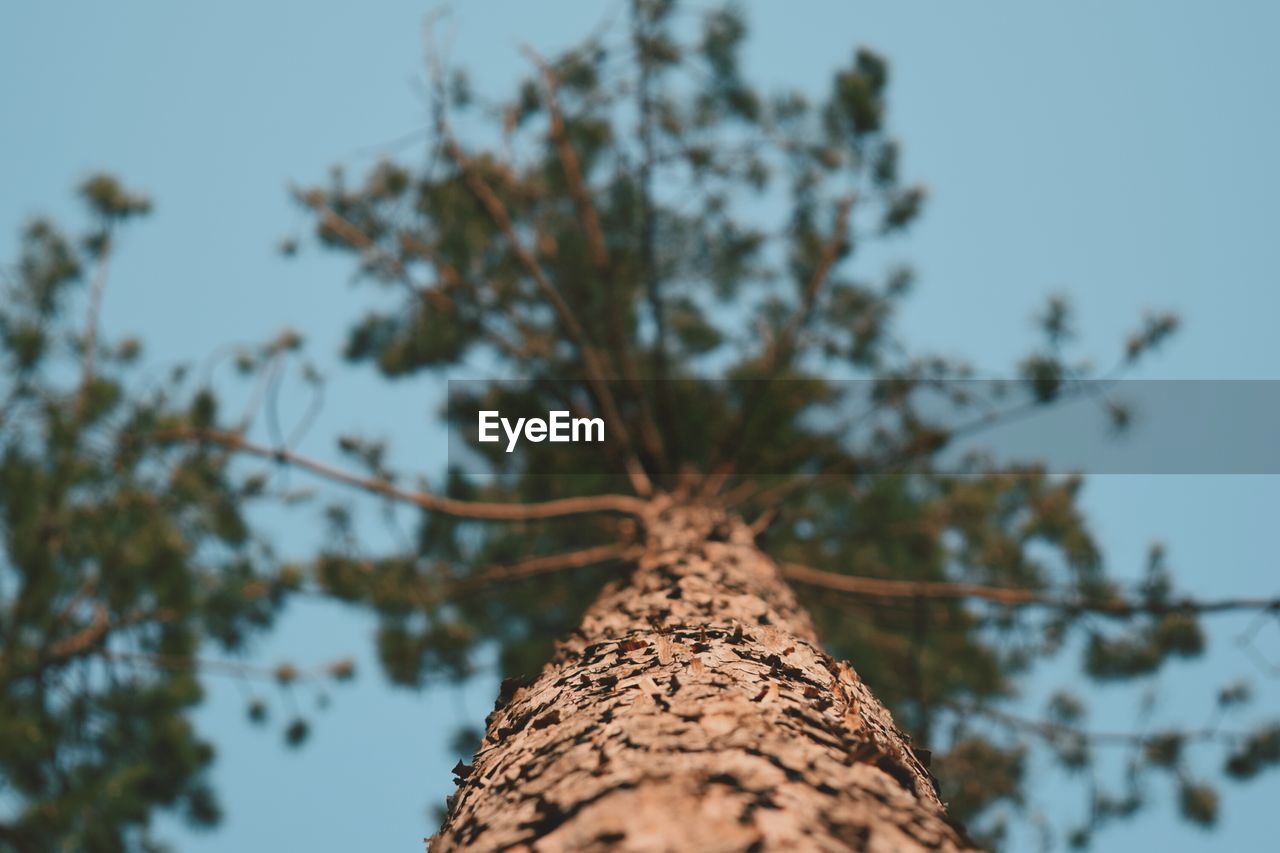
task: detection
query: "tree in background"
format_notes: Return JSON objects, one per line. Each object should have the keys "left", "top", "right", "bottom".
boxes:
{"left": 0, "top": 179, "right": 315, "bottom": 850}
{"left": 3, "top": 1, "right": 1280, "bottom": 850}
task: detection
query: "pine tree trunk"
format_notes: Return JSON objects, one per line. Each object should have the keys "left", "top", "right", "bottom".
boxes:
{"left": 432, "top": 502, "right": 977, "bottom": 851}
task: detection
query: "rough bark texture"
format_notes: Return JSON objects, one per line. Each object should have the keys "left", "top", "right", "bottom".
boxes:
{"left": 432, "top": 502, "right": 978, "bottom": 851}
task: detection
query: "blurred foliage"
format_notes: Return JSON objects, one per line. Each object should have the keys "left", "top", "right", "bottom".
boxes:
{"left": 280, "top": 2, "right": 1273, "bottom": 847}
{"left": 0, "top": 179, "right": 344, "bottom": 850}
{"left": 4, "top": 2, "right": 1277, "bottom": 850}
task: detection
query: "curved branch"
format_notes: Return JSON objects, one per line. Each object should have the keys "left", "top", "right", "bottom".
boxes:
{"left": 1, "top": 607, "right": 176, "bottom": 681}
{"left": 779, "top": 561, "right": 1280, "bottom": 617}
{"left": 150, "top": 428, "right": 649, "bottom": 520}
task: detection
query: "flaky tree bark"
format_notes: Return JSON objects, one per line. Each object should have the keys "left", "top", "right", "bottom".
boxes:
{"left": 432, "top": 501, "right": 978, "bottom": 851}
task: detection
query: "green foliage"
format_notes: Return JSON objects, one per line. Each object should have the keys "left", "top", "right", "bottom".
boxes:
{"left": 932, "top": 736, "right": 1025, "bottom": 846}
{"left": 7, "top": 2, "right": 1276, "bottom": 850}
{"left": 0, "top": 188, "right": 293, "bottom": 849}
{"left": 271, "top": 4, "right": 1280, "bottom": 847}
{"left": 1224, "top": 725, "right": 1280, "bottom": 780}
{"left": 1144, "top": 732, "right": 1184, "bottom": 768}
{"left": 1178, "top": 780, "right": 1219, "bottom": 827}
{"left": 78, "top": 173, "right": 152, "bottom": 222}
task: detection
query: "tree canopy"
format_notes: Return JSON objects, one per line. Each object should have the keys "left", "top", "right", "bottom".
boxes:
{"left": 2, "top": 2, "right": 1278, "bottom": 850}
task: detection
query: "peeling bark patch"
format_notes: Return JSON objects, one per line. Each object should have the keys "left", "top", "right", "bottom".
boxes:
{"left": 532, "top": 711, "right": 560, "bottom": 730}
{"left": 430, "top": 504, "right": 976, "bottom": 852}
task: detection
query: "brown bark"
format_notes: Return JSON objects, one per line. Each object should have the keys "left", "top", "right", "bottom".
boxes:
{"left": 431, "top": 501, "right": 978, "bottom": 852}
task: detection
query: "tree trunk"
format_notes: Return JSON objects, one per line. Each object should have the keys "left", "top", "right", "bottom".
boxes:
{"left": 432, "top": 501, "right": 977, "bottom": 851}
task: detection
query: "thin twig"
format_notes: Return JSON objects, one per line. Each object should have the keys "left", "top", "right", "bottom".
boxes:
{"left": 711, "top": 197, "right": 854, "bottom": 471}
{"left": 696, "top": 464, "right": 734, "bottom": 499}
{"left": 77, "top": 231, "right": 113, "bottom": 411}
{"left": 101, "top": 649, "right": 351, "bottom": 684}
{"left": 949, "top": 699, "right": 1242, "bottom": 748}
{"left": 720, "top": 478, "right": 762, "bottom": 508}
{"left": 748, "top": 508, "right": 777, "bottom": 537}
{"left": 771, "top": 196, "right": 855, "bottom": 367}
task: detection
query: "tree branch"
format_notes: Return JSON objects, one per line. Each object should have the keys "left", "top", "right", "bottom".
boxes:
{"left": 948, "top": 699, "right": 1242, "bottom": 748}
{"left": 630, "top": 4, "right": 681, "bottom": 472}
{"left": 453, "top": 542, "right": 642, "bottom": 593}
{"left": 779, "top": 561, "right": 1280, "bottom": 617}
{"left": 770, "top": 195, "right": 855, "bottom": 369}
{"left": 525, "top": 46, "right": 667, "bottom": 469}
{"left": 1, "top": 607, "right": 176, "bottom": 681}
{"left": 149, "top": 428, "right": 650, "bottom": 520}
{"left": 443, "top": 132, "right": 654, "bottom": 497}
{"left": 524, "top": 48, "right": 609, "bottom": 275}
{"left": 101, "top": 649, "right": 354, "bottom": 685}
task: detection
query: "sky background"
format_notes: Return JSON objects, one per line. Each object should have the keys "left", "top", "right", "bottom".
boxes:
{"left": 3, "top": 1, "right": 1279, "bottom": 850}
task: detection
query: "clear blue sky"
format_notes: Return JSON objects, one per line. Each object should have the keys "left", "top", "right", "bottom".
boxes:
{"left": 3, "top": 2, "right": 1279, "bottom": 850}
